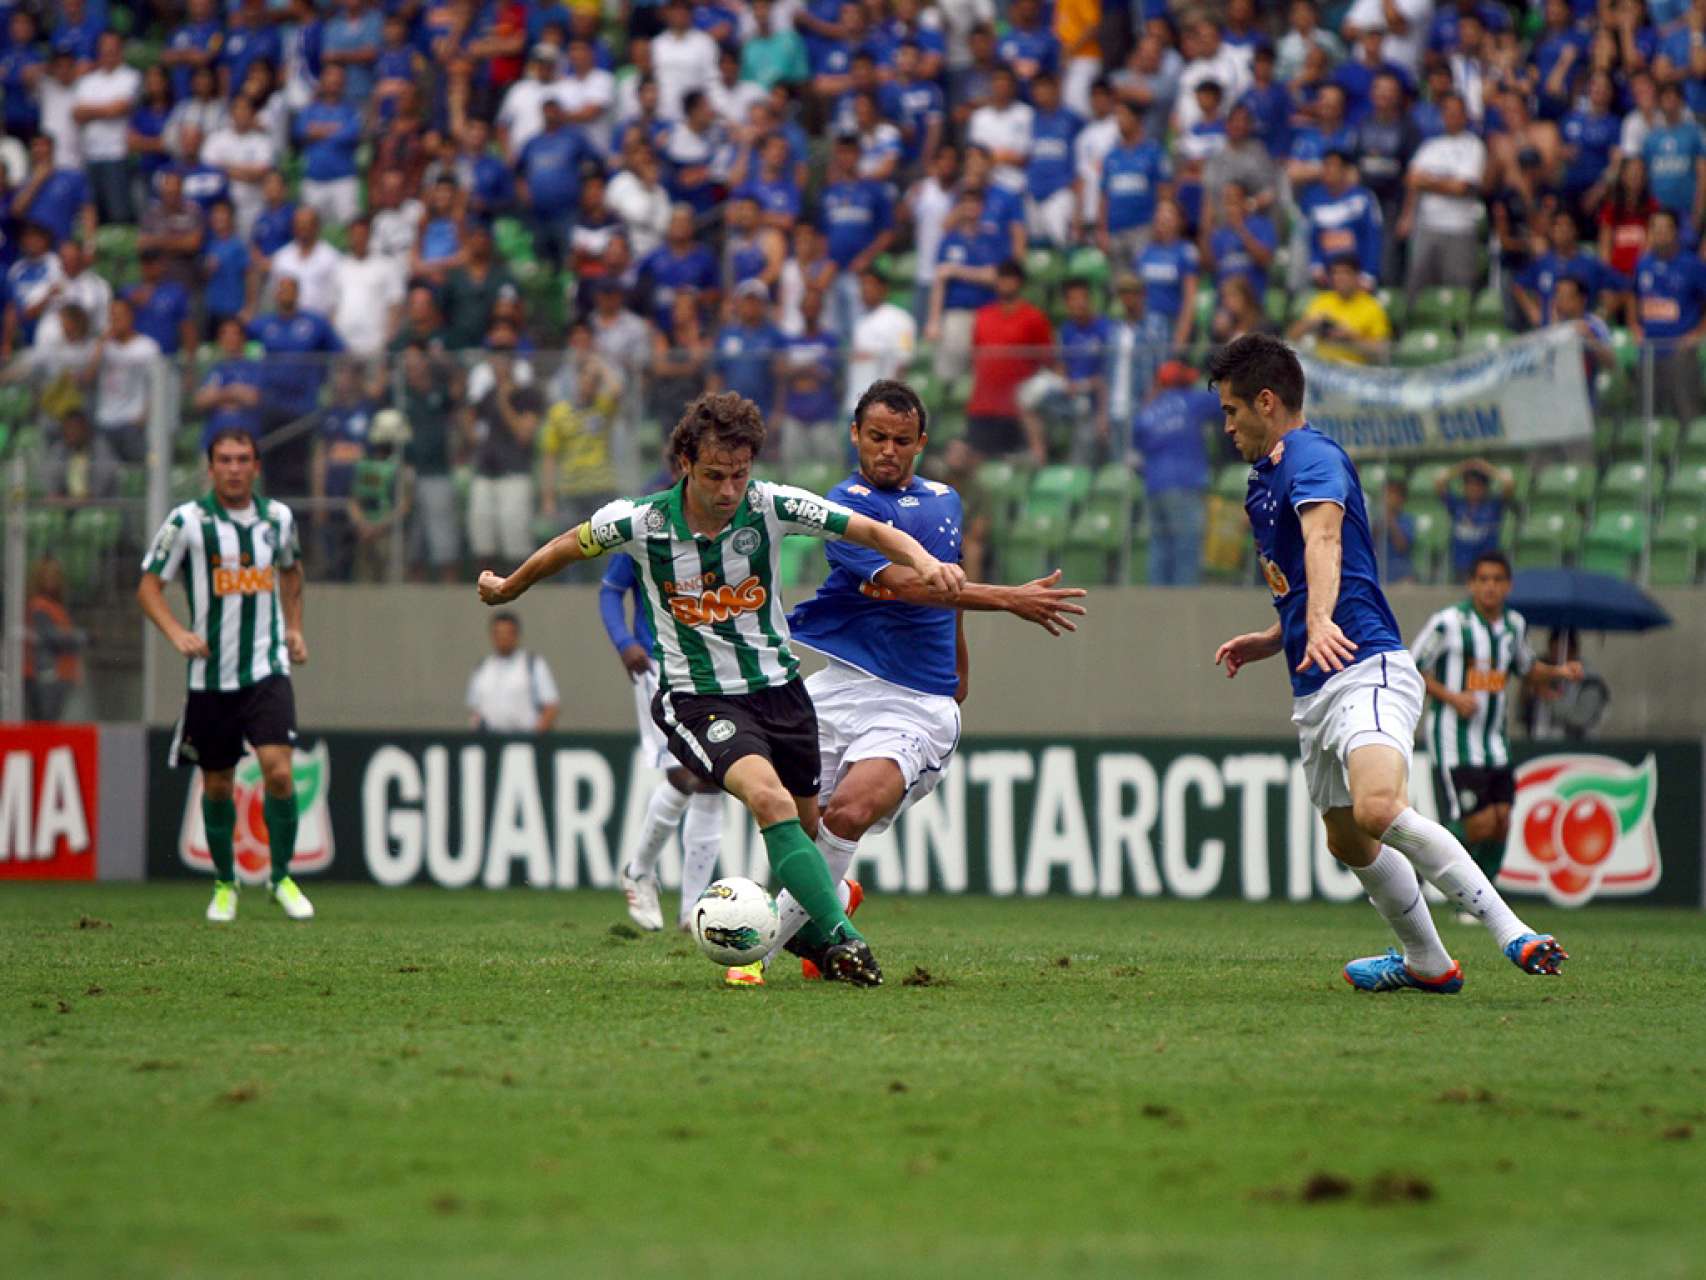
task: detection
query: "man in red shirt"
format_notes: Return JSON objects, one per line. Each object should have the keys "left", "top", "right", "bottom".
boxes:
{"left": 967, "top": 259, "right": 1055, "bottom": 462}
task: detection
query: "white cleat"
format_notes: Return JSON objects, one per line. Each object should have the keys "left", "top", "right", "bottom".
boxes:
{"left": 269, "top": 876, "right": 315, "bottom": 920}
{"left": 620, "top": 864, "right": 664, "bottom": 931}
{"left": 206, "top": 881, "right": 238, "bottom": 923}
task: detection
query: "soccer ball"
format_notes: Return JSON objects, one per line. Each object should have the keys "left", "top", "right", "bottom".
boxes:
{"left": 690, "top": 877, "right": 780, "bottom": 966}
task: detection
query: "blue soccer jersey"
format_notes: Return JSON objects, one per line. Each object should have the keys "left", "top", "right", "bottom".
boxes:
{"left": 1244, "top": 427, "right": 1403, "bottom": 698}
{"left": 788, "top": 473, "right": 963, "bottom": 697}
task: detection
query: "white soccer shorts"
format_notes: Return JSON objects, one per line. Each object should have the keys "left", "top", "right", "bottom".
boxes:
{"left": 807, "top": 660, "right": 962, "bottom": 836}
{"left": 1290, "top": 649, "right": 1425, "bottom": 813}
{"left": 633, "top": 665, "right": 679, "bottom": 771}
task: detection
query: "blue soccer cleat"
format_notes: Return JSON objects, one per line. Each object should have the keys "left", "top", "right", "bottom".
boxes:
{"left": 1504, "top": 933, "right": 1567, "bottom": 975}
{"left": 1343, "top": 949, "right": 1464, "bottom": 994}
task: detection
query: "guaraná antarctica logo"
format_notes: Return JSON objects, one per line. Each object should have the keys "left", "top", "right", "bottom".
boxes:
{"left": 1498, "top": 754, "right": 1660, "bottom": 906}
{"left": 178, "top": 741, "right": 335, "bottom": 884}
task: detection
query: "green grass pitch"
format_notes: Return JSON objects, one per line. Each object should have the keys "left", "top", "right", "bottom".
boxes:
{"left": 2, "top": 884, "right": 1702, "bottom": 1278}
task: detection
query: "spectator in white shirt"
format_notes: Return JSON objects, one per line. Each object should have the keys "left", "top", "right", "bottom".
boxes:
{"left": 270, "top": 207, "right": 345, "bottom": 319}
{"left": 1398, "top": 92, "right": 1486, "bottom": 306}
{"left": 1276, "top": 0, "right": 1346, "bottom": 83}
{"left": 605, "top": 142, "right": 672, "bottom": 259}
{"left": 72, "top": 32, "right": 139, "bottom": 223}
{"left": 1341, "top": 0, "right": 1433, "bottom": 78}
{"left": 968, "top": 67, "right": 1035, "bottom": 193}
{"left": 93, "top": 298, "right": 162, "bottom": 463}
{"left": 34, "top": 239, "right": 112, "bottom": 350}
{"left": 497, "top": 44, "right": 568, "bottom": 162}
{"left": 560, "top": 36, "right": 616, "bottom": 157}
{"left": 1174, "top": 18, "right": 1250, "bottom": 135}
{"left": 466, "top": 612, "right": 561, "bottom": 733}
{"left": 331, "top": 218, "right": 404, "bottom": 356}
{"left": 845, "top": 266, "right": 918, "bottom": 415}
{"left": 651, "top": 0, "right": 719, "bottom": 120}
{"left": 368, "top": 168, "right": 425, "bottom": 286}
{"left": 906, "top": 145, "right": 960, "bottom": 318}
{"left": 708, "top": 47, "right": 767, "bottom": 131}
{"left": 39, "top": 50, "right": 83, "bottom": 170}
{"left": 200, "top": 94, "right": 277, "bottom": 238}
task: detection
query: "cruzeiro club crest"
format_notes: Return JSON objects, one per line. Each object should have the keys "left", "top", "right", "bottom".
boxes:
{"left": 178, "top": 741, "right": 335, "bottom": 883}
{"left": 1499, "top": 754, "right": 1660, "bottom": 906}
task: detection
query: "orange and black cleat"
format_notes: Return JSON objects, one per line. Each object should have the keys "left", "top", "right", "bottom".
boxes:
{"left": 801, "top": 879, "right": 864, "bottom": 981}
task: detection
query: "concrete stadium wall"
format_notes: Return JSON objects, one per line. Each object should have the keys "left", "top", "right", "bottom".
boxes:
{"left": 144, "top": 584, "right": 1706, "bottom": 737}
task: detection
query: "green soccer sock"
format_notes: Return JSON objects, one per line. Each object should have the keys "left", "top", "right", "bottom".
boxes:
{"left": 201, "top": 794, "right": 237, "bottom": 883}
{"left": 762, "top": 820, "right": 862, "bottom": 944}
{"left": 793, "top": 919, "right": 834, "bottom": 952}
{"left": 264, "top": 791, "right": 299, "bottom": 884}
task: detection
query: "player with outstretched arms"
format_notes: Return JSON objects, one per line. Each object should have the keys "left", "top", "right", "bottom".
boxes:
{"left": 479, "top": 391, "right": 967, "bottom": 987}
{"left": 1207, "top": 335, "right": 1566, "bottom": 992}
{"left": 137, "top": 428, "right": 315, "bottom": 924}
{"left": 725, "top": 379, "right": 1089, "bottom": 986}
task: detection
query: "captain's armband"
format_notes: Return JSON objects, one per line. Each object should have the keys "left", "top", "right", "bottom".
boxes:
{"left": 575, "top": 521, "right": 610, "bottom": 559}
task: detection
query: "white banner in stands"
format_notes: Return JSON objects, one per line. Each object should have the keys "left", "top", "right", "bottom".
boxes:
{"left": 1299, "top": 324, "right": 1593, "bottom": 455}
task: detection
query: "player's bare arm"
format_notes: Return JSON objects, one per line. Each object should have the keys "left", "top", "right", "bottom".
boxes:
{"left": 841, "top": 511, "right": 966, "bottom": 599}
{"left": 137, "top": 572, "right": 211, "bottom": 659}
{"left": 871, "top": 566, "right": 1088, "bottom": 635}
{"left": 1527, "top": 658, "right": 1585, "bottom": 686}
{"left": 1213, "top": 621, "right": 1282, "bottom": 678}
{"left": 279, "top": 563, "right": 308, "bottom": 665}
{"left": 1422, "top": 670, "right": 1477, "bottom": 718}
{"left": 1296, "top": 501, "right": 1358, "bottom": 674}
{"left": 478, "top": 519, "right": 603, "bottom": 604}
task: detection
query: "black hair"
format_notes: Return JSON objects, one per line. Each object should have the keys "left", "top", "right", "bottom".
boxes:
{"left": 852, "top": 379, "right": 928, "bottom": 436}
{"left": 670, "top": 391, "right": 767, "bottom": 464}
{"left": 1327, "top": 252, "right": 1361, "bottom": 272}
{"left": 997, "top": 257, "right": 1026, "bottom": 283}
{"left": 1205, "top": 333, "right": 1306, "bottom": 413}
{"left": 1469, "top": 550, "right": 1511, "bottom": 579}
{"left": 681, "top": 89, "right": 706, "bottom": 115}
{"left": 490, "top": 610, "right": 521, "bottom": 630}
{"left": 206, "top": 427, "right": 258, "bottom": 461}
{"left": 1062, "top": 276, "right": 1092, "bottom": 293}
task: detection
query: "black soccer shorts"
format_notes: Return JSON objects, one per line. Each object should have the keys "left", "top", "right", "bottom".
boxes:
{"left": 652, "top": 678, "right": 821, "bottom": 797}
{"left": 169, "top": 675, "right": 298, "bottom": 773}
{"left": 1439, "top": 763, "right": 1517, "bottom": 822}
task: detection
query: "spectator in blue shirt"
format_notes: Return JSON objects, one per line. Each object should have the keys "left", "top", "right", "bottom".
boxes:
{"left": 322, "top": 0, "right": 383, "bottom": 105}
{"left": 1657, "top": 13, "right": 1706, "bottom": 118}
{"left": 818, "top": 132, "right": 895, "bottom": 338}
{"left": 1641, "top": 83, "right": 1706, "bottom": 232}
{"left": 777, "top": 287, "right": 843, "bottom": 460}
{"left": 638, "top": 204, "right": 720, "bottom": 336}
{"left": 312, "top": 359, "right": 379, "bottom": 580}
{"left": 219, "top": 0, "right": 282, "bottom": 99}
{"left": 1136, "top": 198, "right": 1199, "bottom": 353}
{"left": 1098, "top": 98, "right": 1171, "bottom": 265}
{"left": 996, "top": 0, "right": 1059, "bottom": 100}
{"left": 1634, "top": 208, "right": 1706, "bottom": 422}
{"left": 51, "top": 0, "right": 103, "bottom": 66}
{"left": 1130, "top": 361, "right": 1218, "bottom": 586}
{"left": 884, "top": 41, "right": 944, "bottom": 170}
{"left": 1299, "top": 149, "right": 1384, "bottom": 290}
{"left": 1373, "top": 478, "right": 1417, "bottom": 584}
{"left": 2, "top": 223, "right": 61, "bottom": 356}
{"left": 160, "top": 0, "right": 223, "bottom": 100}
{"left": 1515, "top": 208, "right": 1612, "bottom": 328}
{"left": 1206, "top": 180, "right": 1277, "bottom": 299}
{"left": 1024, "top": 72, "right": 1082, "bottom": 248}
{"left": 1058, "top": 277, "right": 1114, "bottom": 448}
{"left": 1286, "top": 83, "right": 1357, "bottom": 191}
{"left": 517, "top": 97, "right": 594, "bottom": 263}
{"left": 1238, "top": 44, "right": 1292, "bottom": 157}
{"left": 126, "top": 251, "right": 195, "bottom": 357}
{"left": 734, "top": 134, "right": 803, "bottom": 232}
{"left": 248, "top": 275, "right": 346, "bottom": 495}
{"left": 250, "top": 171, "right": 296, "bottom": 263}
{"left": 1526, "top": 0, "right": 1587, "bottom": 121}
{"left": 1437, "top": 457, "right": 1515, "bottom": 580}
{"left": 1559, "top": 71, "right": 1623, "bottom": 220}
{"left": 13, "top": 135, "right": 94, "bottom": 249}
{"left": 924, "top": 194, "right": 1002, "bottom": 383}
{"left": 294, "top": 64, "right": 364, "bottom": 226}
{"left": 200, "top": 200, "right": 251, "bottom": 338}
{"left": 1, "top": 11, "right": 44, "bottom": 139}
{"left": 711, "top": 281, "right": 788, "bottom": 417}
{"left": 193, "top": 316, "right": 266, "bottom": 452}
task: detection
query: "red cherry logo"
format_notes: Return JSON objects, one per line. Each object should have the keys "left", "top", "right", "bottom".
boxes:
{"left": 1549, "top": 866, "right": 1593, "bottom": 896}
{"left": 1524, "top": 799, "right": 1563, "bottom": 863}
{"left": 1559, "top": 795, "right": 1616, "bottom": 867}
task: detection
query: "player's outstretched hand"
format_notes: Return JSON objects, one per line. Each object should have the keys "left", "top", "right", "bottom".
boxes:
{"left": 1214, "top": 628, "right": 1284, "bottom": 678}
{"left": 477, "top": 570, "right": 516, "bottom": 605}
{"left": 172, "top": 627, "right": 211, "bottom": 660}
{"left": 286, "top": 628, "right": 309, "bottom": 665}
{"left": 1297, "top": 618, "right": 1358, "bottom": 675}
{"left": 1010, "top": 569, "right": 1089, "bottom": 636}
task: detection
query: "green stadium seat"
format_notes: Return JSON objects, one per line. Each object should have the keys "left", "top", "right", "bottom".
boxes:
{"left": 1060, "top": 511, "right": 1123, "bottom": 585}
{"left": 1124, "top": 519, "right": 1149, "bottom": 584}
{"left": 1395, "top": 327, "right": 1451, "bottom": 366}
{"left": 1193, "top": 286, "right": 1216, "bottom": 339}
{"left": 1608, "top": 325, "right": 1639, "bottom": 374}
{"left": 975, "top": 460, "right": 1033, "bottom": 523}
{"left": 494, "top": 217, "right": 533, "bottom": 264}
{"left": 1470, "top": 288, "right": 1504, "bottom": 326}
{"left": 1028, "top": 464, "right": 1092, "bottom": 520}
{"left": 1459, "top": 326, "right": 1505, "bottom": 356}
{"left": 1374, "top": 287, "right": 1403, "bottom": 328}
{"left": 931, "top": 403, "right": 967, "bottom": 444}
{"left": 1664, "top": 461, "right": 1706, "bottom": 515}
{"left": 1580, "top": 510, "right": 1647, "bottom": 575}
{"left": 1026, "top": 247, "right": 1066, "bottom": 289}
{"left": 1409, "top": 506, "right": 1449, "bottom": 583}
{"left": 1529, "top": 462, "right": 1594, "bottom": 515}
{"left": 1597, "top": 461, "right": 1657, "bottom": 516}
{"left": 1087, "top": 463, "right": 1139, "bottom": 526}
{"left": 1264, "top": 287, "right": 1290, "bottom": 327}
{"left": 1358, "top": 462, "right": 1399, "bottom": 493}
{"left": 1495, "top": 460, "right": 1532, "bottom": 505}
{"left": 880, "top": 252, "right": 916, "bottom": 286}
{"left": 1513, "top": 511, "right": 1581, "bottom": 571}
{"left": 788, "top": 461, "right": 840, "bottom": 496}
{"left": 1681, "top": 417, "right": 1706, "bottom": 462}
{"left": 63, "top": 507, "right": 121, "bottom": 597}
{"left": 1213, "top": 462, "right": 1249, "bottom": 501}
{"left": 1407, "top": 287, "right": 1471, "bottom": 332}
{"left": 996, "top": 510, "right": 1065, "bottom": 582}
{"left": 1405, "top": 462, "right": 1448, "bottom": 502}
{"left": 1611, "top": 416, "right": 1679, "bottom": 462}
{"left": 1065, "top": 246, "right": 1109, "bottom": 287}
{"left": 1650, "top": 511, "right": 1700, "bottom": 586}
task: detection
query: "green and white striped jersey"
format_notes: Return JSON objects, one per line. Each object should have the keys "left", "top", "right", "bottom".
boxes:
{"left": 586, "top": 479, "right": 854, "bottom": 696}
{"left": 1411, "top": 601, "right": 1536, "bottom": 770}
{"left": 141, "top": 493, "right": 301, "bottom": 692}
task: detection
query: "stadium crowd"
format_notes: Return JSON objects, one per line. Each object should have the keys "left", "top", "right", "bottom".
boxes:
{"left": 3, "top": 0, "right": 1706, "bottom": 588}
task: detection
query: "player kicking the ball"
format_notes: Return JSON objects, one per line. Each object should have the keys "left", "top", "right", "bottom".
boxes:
{"left": 1207, "top": 335, "right": 1565, "bottom": 992}
{"left": 137, "top": 428, "right": 314, "bottom": 923}
{"left": 724, "top": 379, "right": 1089, "bottom": 986}
{"left": 479, "top": 391, "right": 967, "bottom": 987}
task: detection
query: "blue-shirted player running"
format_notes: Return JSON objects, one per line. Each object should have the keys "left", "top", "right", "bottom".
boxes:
{"left": 725, "top": 379, "right": 1089, "bottom": 985}
{"left": 599, "top": 478, "right": 727, "bottom": 932}
{"left": 1206, "top": 335, "right": 1566, "bottom": 993}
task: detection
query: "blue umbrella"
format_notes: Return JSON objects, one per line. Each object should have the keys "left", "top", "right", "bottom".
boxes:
{"left": 1507, "top": 568, "right": 1672, "bottom": 633}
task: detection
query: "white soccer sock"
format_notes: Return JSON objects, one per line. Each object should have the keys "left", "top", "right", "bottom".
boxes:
{"left": 626, "top": 781, "right": 691, "bottom": 879}
{"left": 768, "top": 826, "right": 860, "bottom": 960}
{"left": 1382, "top": 807, "right": 1532, "bottom": 949}
{"left": 677, "top": 793, "right": 724, "bottom": 923}
{"left": 1350, "top": 845, "right": 1454, "bottom": 976}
